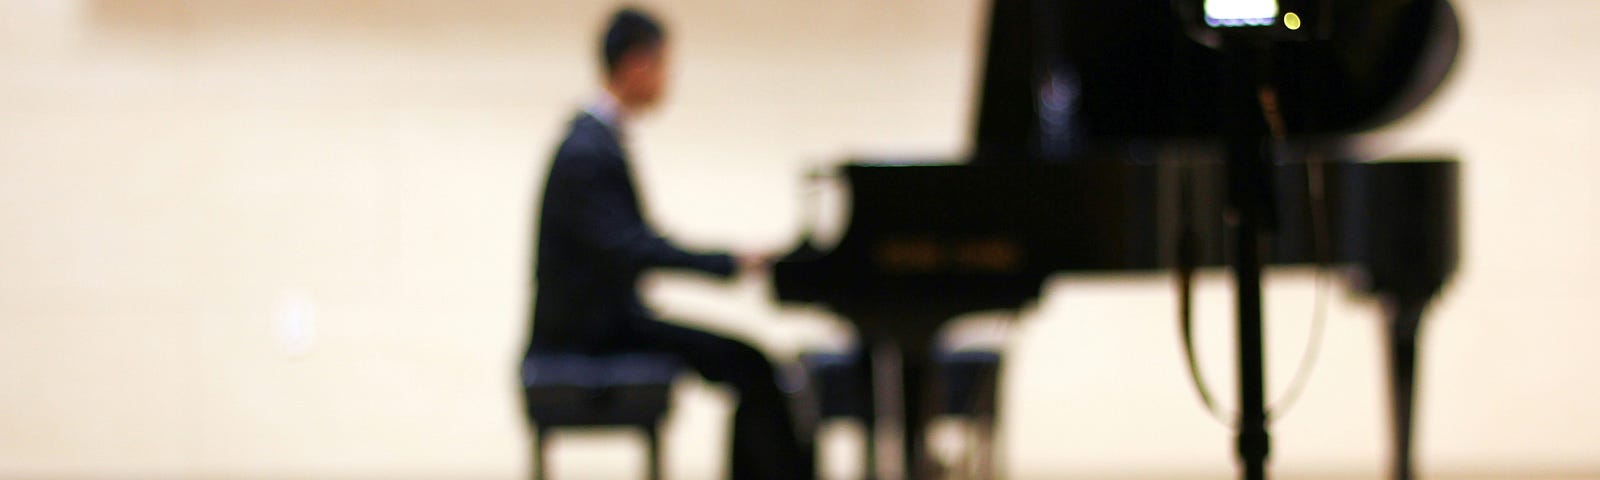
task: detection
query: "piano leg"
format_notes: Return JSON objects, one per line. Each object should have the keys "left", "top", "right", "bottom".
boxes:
{"left": 902, "top": 353, "right": 932, "bottom": 480}
{"left": 868, "top": 339, "right": 900, "bottom": 480}
{"left": 1385, "top": 295, "right": 1428, "bottom": 480}
{"left": 866, "top": 329, "right": 942, "bottom": 480}
{"left": 856, "top": 345, "right": 879, "bottom": 480}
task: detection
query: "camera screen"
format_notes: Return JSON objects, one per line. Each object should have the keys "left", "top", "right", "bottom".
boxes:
{"left": 1204, "top": 0, "right": 1278, "bottom": 27}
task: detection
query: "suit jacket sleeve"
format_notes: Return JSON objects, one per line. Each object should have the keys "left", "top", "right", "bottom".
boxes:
{"left": 568, "top": 148, "right": 737, "bottom": 278}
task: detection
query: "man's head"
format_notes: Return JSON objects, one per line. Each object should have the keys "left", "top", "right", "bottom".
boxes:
{"left": 602, "top": 8, "right": 668, "bottom": 112}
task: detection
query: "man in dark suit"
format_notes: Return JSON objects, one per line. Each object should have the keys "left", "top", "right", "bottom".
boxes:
{"left": 526, "top": 8, "right": 811, "bottom": 480}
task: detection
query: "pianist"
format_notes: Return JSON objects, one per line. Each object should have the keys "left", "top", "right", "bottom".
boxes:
{"left": 524, "top": 8, "right": 811, "bottom": 480}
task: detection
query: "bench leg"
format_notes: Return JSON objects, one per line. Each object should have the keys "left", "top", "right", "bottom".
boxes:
{"left": 863, "top": 419, "right": 878, "bottom": 480}
{"left": 646, "top": 426, "right": 662, "bottom": 480}
{"left": 974, "top": 414, "right": 995, "bottom": 480}
{"left": 534, "top": 427, "right": 548, "bottom": 480}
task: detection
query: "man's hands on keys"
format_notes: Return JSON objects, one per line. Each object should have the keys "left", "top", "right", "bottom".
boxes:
{"left": 736, "top": 250, "right": 777, "bottom": 276}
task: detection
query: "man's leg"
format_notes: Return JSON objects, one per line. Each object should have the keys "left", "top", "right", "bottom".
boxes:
{"left": 629, "top": 320, "right": 812, "bottom": 480}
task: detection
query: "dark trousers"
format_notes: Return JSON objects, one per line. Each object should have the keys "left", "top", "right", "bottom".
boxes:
{"left": 617, "top": 320, "right": 812, "bottom": 480}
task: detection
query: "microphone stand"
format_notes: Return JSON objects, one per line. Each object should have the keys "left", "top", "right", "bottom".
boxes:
{"left": 1221, "top": 44, "right": 1278, "bottom": 480}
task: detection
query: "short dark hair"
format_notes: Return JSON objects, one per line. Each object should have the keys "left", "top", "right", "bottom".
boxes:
{"left": 602, "top": 7, "right": 665, "bottom": 76}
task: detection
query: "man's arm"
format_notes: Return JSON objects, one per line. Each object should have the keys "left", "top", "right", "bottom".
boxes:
{"left": 568, "top": 150, "right": 736, "bottom": 277}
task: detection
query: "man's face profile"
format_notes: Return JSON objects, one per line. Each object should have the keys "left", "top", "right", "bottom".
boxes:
{"left": 614, "top": 42, "right": 669, "bottom": 111}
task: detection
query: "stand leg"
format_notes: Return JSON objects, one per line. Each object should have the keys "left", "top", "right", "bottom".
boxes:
{"left": 1226, "top": 128, "right": 1273, "bottom": 480}
{"left": 1233, "top": 220, "right": 1270, "bottom": 480}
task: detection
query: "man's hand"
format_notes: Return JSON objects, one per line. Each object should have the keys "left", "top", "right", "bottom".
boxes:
{"left": 736, "top": 250, "right": 777, "bottom": 276}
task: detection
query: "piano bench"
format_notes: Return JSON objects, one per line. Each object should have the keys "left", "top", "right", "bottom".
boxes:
{"left": 800, "top": 349, "right": 1002, "bottom": 479}
{"left": 520, "top": 353, "right": 683, "bottom": 480}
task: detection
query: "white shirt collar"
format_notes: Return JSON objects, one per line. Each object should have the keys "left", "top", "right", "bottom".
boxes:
{"left": 584, "top": 91, "right": 629, "bottom": 134}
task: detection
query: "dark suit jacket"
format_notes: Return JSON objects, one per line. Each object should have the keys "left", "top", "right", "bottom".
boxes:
{"left": 528, "top": 111, "right": 735, "bottom": 355}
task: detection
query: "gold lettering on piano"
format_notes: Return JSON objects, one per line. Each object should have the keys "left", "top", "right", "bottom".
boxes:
{"left": 874, "top": 237, "right": 1024, "bottom": 273}
{"left": 955, "top": 238, "right": 1022, "bottom": 272}
{"left": 876, "top": 237, "right": 943, "bottom": 273}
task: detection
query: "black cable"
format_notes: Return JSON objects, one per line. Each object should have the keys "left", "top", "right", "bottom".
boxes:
{"left": 1171, "top": 23, "right": 1232, "bottom": 428}
{"left": 1176, "top": 159, "right": 1233, "bottom": 427}
{"left": 1174, "top": 85, "right": 1335, "bottom": 427}
{"left": 1256, "top": 85, "right": 1332, "bottom": 423}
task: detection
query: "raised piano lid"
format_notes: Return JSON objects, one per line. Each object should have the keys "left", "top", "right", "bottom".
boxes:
{"left": 973, "top": 0, "right": 1461, "bottom": 164}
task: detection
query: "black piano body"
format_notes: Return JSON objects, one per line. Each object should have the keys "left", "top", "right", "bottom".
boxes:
{"left": 771, "top": 0, "right": 1463, "bottom": 478}
{"left": 777, "top": 158, "right": 1457, "bottom": 325}
{"left": 776, "top": 156, "right": 1456, "bottom": 478}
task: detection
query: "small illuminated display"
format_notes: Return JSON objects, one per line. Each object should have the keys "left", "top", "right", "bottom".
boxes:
{"left": 1204, "top": 0, "right": 1279, "bottom": 27}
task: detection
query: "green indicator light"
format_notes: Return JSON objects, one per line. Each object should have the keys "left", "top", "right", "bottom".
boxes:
{"left": 1284, "top": 12, "right": 1302, "bottom": 30}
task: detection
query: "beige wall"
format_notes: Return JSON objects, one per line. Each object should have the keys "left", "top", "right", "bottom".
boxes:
{"left": 0, "top": 1, "right": 1595, "bottom": 478}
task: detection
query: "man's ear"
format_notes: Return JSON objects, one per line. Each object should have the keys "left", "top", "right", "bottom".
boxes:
{"left": 618, "top": 51, "right": 647, "bottom": 77}
{"left": 607, "top": 62, "right": 634, "bottom": 89}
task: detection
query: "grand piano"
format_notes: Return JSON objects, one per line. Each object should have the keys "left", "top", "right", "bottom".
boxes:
{"left": 772, "top": 1, "right": 1461, "bottom": 479}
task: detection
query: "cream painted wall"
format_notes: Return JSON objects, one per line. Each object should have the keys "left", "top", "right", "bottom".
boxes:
{"left": 0, "top": 1, "right": 1595, "bottom": 479}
